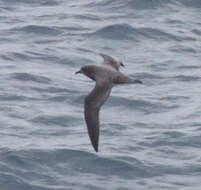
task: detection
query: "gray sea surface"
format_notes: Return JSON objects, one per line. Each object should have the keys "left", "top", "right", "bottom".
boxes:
{"left": 0, "top": 0, "right": 201, "bottom": 189}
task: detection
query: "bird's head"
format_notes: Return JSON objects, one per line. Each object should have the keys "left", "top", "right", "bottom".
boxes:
{"left": 75, "top": 68, "right": 83, "bottom": 75}
{"left": 75, "top": 65, "right": 96, "bottom": 81}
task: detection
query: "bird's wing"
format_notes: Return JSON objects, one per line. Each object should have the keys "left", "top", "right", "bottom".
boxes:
{"left": 113, "top": 72, "right": 143, "bottom": 84}
{"left": 99, "top": 53, "right": 119, "bottom": 71}
{"left": 84, "top": 79, "right": 112, "bottom": 152}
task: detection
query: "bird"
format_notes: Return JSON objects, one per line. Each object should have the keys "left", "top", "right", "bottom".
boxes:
{"left": 76, "top": 53, "right": 142, "bottom": 152}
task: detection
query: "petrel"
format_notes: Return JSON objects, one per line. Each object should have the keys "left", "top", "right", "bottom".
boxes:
{"left": 76, "top": 54, "right": 142, "bottom": 152}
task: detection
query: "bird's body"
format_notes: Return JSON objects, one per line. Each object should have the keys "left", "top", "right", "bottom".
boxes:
{"left": 76, "top": 54, "right": 142, "bottom": 152}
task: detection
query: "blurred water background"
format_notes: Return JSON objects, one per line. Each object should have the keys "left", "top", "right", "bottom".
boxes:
{"left": 0, "top": 0, "right": 201, "bottom": 189}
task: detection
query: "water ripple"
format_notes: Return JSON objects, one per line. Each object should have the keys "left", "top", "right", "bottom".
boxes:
{"left": 13, "top": 25, "right": 63, "bottom": 36}
{"left": 10, "top": 73, "right": 51, "bottom": 84}
{"left": 1, "top": 0, "right": 62, "bottom": 6}
{"left": 87, "top": 0, "right": 172, "bottom": 10}
{"left": 171, "top": 75, "right": 201, "bottom": 82}
{"left": 87, "top": 24, "right": 195, "bottom": 42}
{"left": 108, "top": 96, "right": 178, "bottom": 114}
{"left": 89, "top": 23, "right": 138, "bottom": 40}
{"left": 30, "top": 114, "right": 78, "bottom": 126}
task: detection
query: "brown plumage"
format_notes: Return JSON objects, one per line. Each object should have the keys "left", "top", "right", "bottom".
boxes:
{"left": 76, "top": 54, "right": 142, "bottom": 152}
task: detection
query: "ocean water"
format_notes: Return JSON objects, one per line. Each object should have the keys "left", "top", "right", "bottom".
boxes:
{"left": 0, "top": 0, "right": 201, "bottom": 189}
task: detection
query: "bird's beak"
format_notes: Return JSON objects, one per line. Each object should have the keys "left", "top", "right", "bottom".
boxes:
{"left": 75, "top": 70, "right": 82, "bottom": 74}
{"left": 135, "top": 79, "right": 143, "bottom": 84}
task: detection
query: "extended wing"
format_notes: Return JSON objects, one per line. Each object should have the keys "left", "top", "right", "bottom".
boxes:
{"left": 100, "top": 53, "right": 120, "bottom": 71}
{"left": 113, "top": 72, "right": 143, "bottom": 84}
{"left": 84, "top": 80, "right": 112, "bottom": 152}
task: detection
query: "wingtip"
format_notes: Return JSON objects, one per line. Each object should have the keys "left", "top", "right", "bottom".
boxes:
{"left": 93, "top": 144, "right": 98, "bottom": 152}
{"left": 95, "top": 148, "right": 98, "bottom": 152}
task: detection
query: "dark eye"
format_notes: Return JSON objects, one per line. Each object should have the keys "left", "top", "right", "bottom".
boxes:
{"left": 120, "top": 62, "right": 125, "bottom": 67}
{"left": 81, "top": 67, "right": 85, "bottom": 72}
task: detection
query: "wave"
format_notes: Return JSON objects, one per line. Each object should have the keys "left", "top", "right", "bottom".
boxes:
{"left": 30, "top": 114, "right": 78, "bottom": 126}
{"left": 171, "top": 75, "right": 201, "bottom": 82}
{"left": 12, "top": 25, "right": 63, "bottom": 36}
{"left": 107, "top": 96, "right": 178, "bottom": 114}
{"left": 87, "top": 23, "right": 195, "bottom": 42}
{"left": 126, "top": 0, "right": 173, "bottom": 9}
{"left": 87, "top": 0, "right": 173, "bottom": 10}
{"left": 1, "top": 0, "right": 61, "bottom": 6}
{"left": 0, "top": 94, "right": 31, "bottom": 101}
{"left": 0, "top": 148, "right": 150, "bottom": 188}
{"left": 1, "top": 147, "right": 200, "bottom": 190}
{"left": 87, "top": 0, "right": 201, "bottom": 10}
{"left": 88, "top": 23, "right": 138, "bottom": 41}
{"left": 192, "top": 29, "right": 201, "bottom": 36}
{"left": 10, "top": 73, "right": 51, "bottom": 84}
{"left": 169, "top": 45, "right": 197, "bottom": 54}
{"left": 178, "top": 0, "right": 201, "bottom": 8}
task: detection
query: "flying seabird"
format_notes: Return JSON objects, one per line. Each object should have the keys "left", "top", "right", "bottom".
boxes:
{"left": 76, "top": 54, "right": 142, "bottom": 152}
